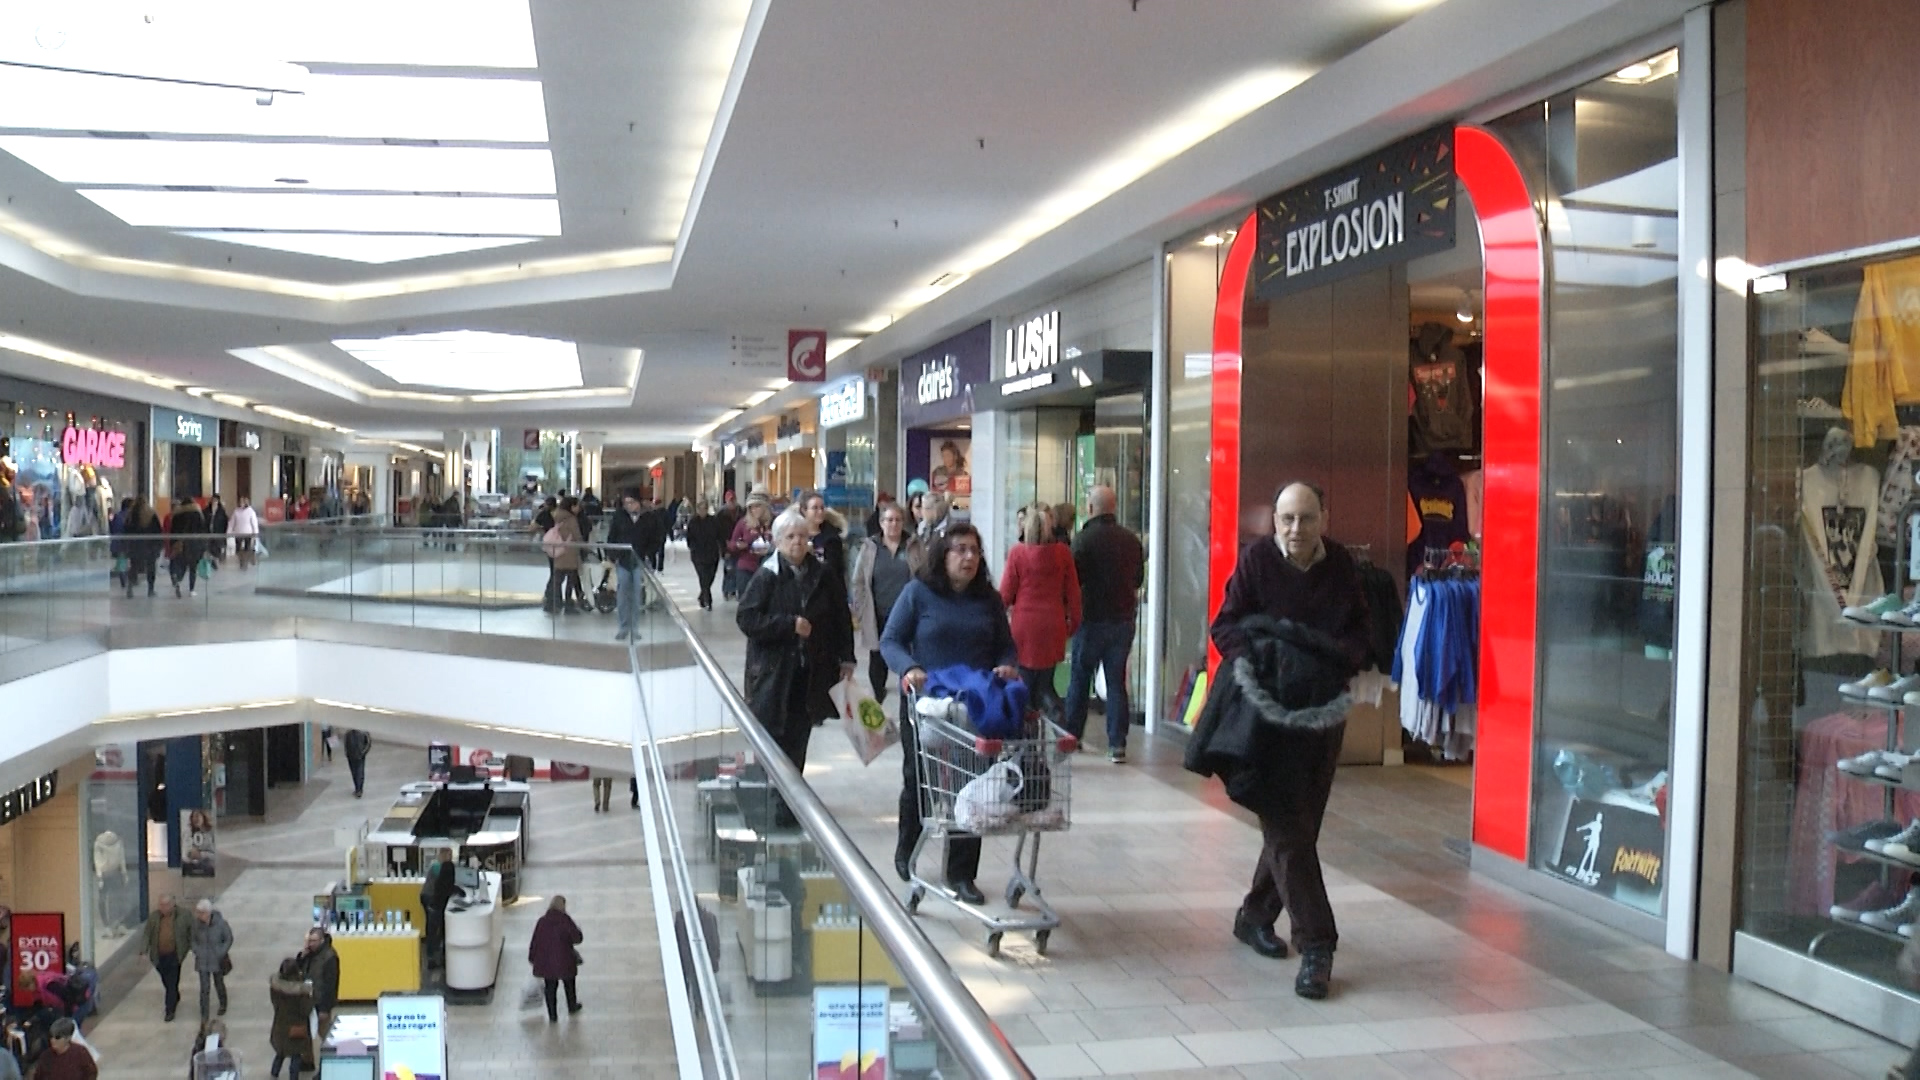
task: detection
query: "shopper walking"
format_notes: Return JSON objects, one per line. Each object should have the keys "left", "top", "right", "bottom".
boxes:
{"left": 864, "top": 492, "right": 895, "bottom": 541}
{"left": 726, "top": 498, "right": 773, "bottom": 598}
{"left": 189, "top": 898, "right": 232, "bottom": 1022}
{"left": 590, "top": 774, "right": 614, "bottom": 813}
{"left": 546, "top": 497, "right": 588, "bottom": 614}
{"left": 206, "top": 495, "right": 229, "bottom": 566}
{"left": 268, "top": 956, "right": 316, "bottom": 1080}
{"left": 1001, "top": 503, "right": 1081, "bottom": 723}
{"left": 1192, "top": 481, "right": 1369, "bottom": 1001}
{"left": 528, "top": 895, "right": 584, "bottom": 1023}
{"left": 227, "top": 495, "right": 260, "bottom": 570}
{"left": 140, "top": 892, "right": 190, "bottom": 1022}
{"left": 799, "top": 490, "right": 848, "bottom": 584}
{"left": 715, "top": 493, "right": 745, "bottom": 600}
{"left": 736, "top": 510, "right": 855, "bottom": 796}
{"left": 299, "top": 927, "right": 339, "bottom": 1043}
{"left": 1064, "top": 485, "right": 1144, "bottom": 762}
{"left": 342, "top": 729, "right": 372, "bottom": 797}
{"left": 319, "top": 725, "right": 333, "bottom": 763}
{"left": 125, "top": 498, "right": 164, "bottom": 597}
{"left": 639, "top": 496, "right": 671, "bottom": 572}
{"left": 165, "top": 497, "right": 209, "bottom": 598}
{"left": 685, "top": 501, "right": 728, "bottom": 610}
{"left": 34, "top": 1019, "right": 94, "bottom": 1080}
{"left": 849, "top": 503, "right": 914, "bottom": 704}
{"left": 607, "top": 491, "right": 648, "bottom": 640}
{"left": 879, "top": 524, "right": 1019, "bottom": 906}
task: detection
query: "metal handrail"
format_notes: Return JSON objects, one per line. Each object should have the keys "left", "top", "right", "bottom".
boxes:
{"left": 639, "top": 565, "right": 1034, "bottom": 1080}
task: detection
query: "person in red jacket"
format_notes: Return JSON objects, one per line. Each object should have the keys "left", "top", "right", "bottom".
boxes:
{"left": 528, "top": 894, "right": 584, "bottom": 1023}
{"left": 1000, "top": 503, "right": 1081, "bottom": 724}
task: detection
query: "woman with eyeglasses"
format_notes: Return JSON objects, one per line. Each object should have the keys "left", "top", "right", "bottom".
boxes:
{"left": 879, "top": 524, "right": 1019, "bottom": 906}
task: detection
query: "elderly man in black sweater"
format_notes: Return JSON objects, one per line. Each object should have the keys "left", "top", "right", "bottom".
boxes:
{"left": 1207, "top": 481, "right": 1369, "bottom": 1002}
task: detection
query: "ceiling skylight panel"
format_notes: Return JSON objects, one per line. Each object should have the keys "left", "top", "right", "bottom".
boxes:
{"left": 0, "top": 138, "right": 556, "bottom": 195}
{"left": 335, "top": 331, "right": 583, "bottom": 393}
{"left": 273, "top": 0, "right": 538, "bottom": 68}
{"left": 0, "top": 69, "right": 549, "bottom": 142}
{"left": 78, "top": 190, "right": 560, "bottom": 235}
{"left": 177, "top": 232, "right": 539, "bottom": 264}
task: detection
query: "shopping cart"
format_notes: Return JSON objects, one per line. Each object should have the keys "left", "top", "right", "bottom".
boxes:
{"left": 903, "top": 690, "right": 1077, "bottom": 956}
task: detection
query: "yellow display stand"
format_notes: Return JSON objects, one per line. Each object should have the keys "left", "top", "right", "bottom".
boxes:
{"left": 331, "top": 931, "right": 422, "bottom": 1001}
{"left": 811, "top": 922, "right": 902, "bottom": 988}
{"left": 365, "top": 879, "right": 428, "bottom": 932}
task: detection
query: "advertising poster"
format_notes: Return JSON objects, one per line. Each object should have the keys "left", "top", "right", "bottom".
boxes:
{"left": 426, "top": 743, "right": 454, "bottom": 781}
{"left": 378, "top": 993, "right": 447, "bottom": 1080}
{"left": 10, "top": 913, "right": 64, "bottom": 1008}
{"left": 181, "top": 808, "right": 217, "bottom": 878}
{"left": 927, "top": 436, "right": 970, "bottom": 498}
{"left": 813, "top": 983, "right": 890, "bottom": 1080}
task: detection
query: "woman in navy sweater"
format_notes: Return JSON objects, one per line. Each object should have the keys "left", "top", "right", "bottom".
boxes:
{"left": 880, "top": 524, "right": 1019, "bottom": 904}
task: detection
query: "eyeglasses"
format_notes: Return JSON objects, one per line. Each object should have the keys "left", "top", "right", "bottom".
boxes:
{"left": 948, "top": 545, "right": 982, "bottom": 557}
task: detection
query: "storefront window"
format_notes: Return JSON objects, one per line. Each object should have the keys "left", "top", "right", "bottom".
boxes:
{"left": 1490, "top": 54, "right": 1682, "bottom": 915}
{"left": 1739, "top": 247, "right": 1920, "bottom": 992}
{"left": 84, "top": 743, "right": 143, "bottom": 964}
{"left": 4, "top": 401, "right": 138, "bottom": 539}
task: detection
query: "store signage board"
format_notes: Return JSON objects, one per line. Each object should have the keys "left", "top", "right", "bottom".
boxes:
{"left": 899, "top": 322, "right": 992, "bottom": 429}
{"left": 0, "top": 771, "right": 57, "bottom": 827}
{"left": 788, "top": 328, "right": 827, "bottom": 382}
{"left": 378, "top": 993, "right": 447, "bottom": 1080}
{"left": 1547, "top": 797, "right": 1665, "bottom": 900}
{"left": 427, "top": 743, "right": 453, "bottom": 781}
{"left": 813, "top": 983, "right": 891, "bottom": 1080}
{"left": 242, "top": 429, "right": 262, "bottom": 450}
{"left": 819, "top": 377, "right": 866, "bottom": 428}
{"left": 60, "top": 426, "right": 126, "bottom": 469}
{"left": 1002, "top": 310, "right": 1060, "bottom": 380}
{"left": 1253, "top": 123, "right": 1456, "bottom": 300}
{"left": 154, "top": 408, "right": 216, "bottom": 446}
{"left": 11, "top": 913, "right": 64, "bottom": 1008}
{"left": 282, "top": 434, "right": 305, "bottom": 454}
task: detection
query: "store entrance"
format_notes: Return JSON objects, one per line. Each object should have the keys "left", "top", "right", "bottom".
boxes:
{"left": 1235, "top": 194, "right": 1487, "bottom": 835}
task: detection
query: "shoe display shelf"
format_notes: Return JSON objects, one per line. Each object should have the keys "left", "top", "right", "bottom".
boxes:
{"left": 1819, "top": 499, "right": 1920, "bottom": 957}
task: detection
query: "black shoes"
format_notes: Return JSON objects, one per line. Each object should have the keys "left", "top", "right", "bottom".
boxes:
{"left": 1232, "top": 909, "right": 1288, "bottom": 959}
{"left": 567, "top": 1002, "right": 584, "bottom": 1014}
{"left": 894, "top": 854, "right": 912, "bottom": 882}
{"left": 950, "top": 880, "right": 986, "bottom": 905}
{"left": 1295, "top": 950, "right": 1333, "bottom": 1000}
{"left": 164, "top": 1010, "right": 175, "bottom": 1022}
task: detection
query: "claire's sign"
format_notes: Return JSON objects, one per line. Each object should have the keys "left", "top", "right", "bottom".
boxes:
{"left": 1254, "top": 124, "right": 1456, "bottom": 300}
{"left": 60, "top": 426, "right": 126, "bottom": 470}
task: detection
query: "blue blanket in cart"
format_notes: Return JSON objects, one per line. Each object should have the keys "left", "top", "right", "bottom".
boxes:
{"left": 924, "top": 667, "right": 1030, "bottom": 739}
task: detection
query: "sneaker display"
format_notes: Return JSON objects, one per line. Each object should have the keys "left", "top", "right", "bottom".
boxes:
{"left": 1871, "top": 674, "right": 1920, "bottom": 702}
{"left": 1802, "top": 327, "right": 1849, "bottom": 356}
{"left": 1841, "top": 669, "right": 1897, "bottom": 698}
{"left": 1830, "top": 819, "right": 1906, "bottom": 848}
{"left": 1883, "top": 597, "right": 1920, "bottom": 627}
{"left": 1881, "top": 834, "right": 1920, "bottom": 866}
{"left": 1860, "top": 891, "right": 1920, "bottom": 931}
{"left": 1797, "top": 396, "right": 1845, "bottom": 418}
{"left": 1844, "top": 596, "right": 1905, "bottom": 625}
{"left": 1864, "top": 819, "right": 1920, "bottom": 854}
{"left": 1840, "top": 750, "right": 1893, "bottom": 776}
{"left": 1873, "top": 753, "right": 1916, "bottom": 779}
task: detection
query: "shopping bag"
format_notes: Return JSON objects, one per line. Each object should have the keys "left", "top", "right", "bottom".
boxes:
{"left": 198, "top": 554, "right": 215, "bottom": 578}
{"left": 255, "top": 538, "right": 269, "bottom": 559}
{"left": 831, "top": 677, "right": 897, "bottom": 766}
{"left": 519, "top": 979, "right": 545, "bottom": 1013}
{"left": 954, "top": 759, "right": 1023, "bottom": 832}
{"left": 112, "top": 556, "right": 129, "bottom": 575}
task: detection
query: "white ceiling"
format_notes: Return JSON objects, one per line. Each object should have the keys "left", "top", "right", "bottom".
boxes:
{"left": 0, "top": 0, "right": 1696, "bottom": 455}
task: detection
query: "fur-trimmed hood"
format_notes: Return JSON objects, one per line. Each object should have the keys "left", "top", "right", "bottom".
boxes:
{"left": 1229, "top": 656, "right": 1351, "bottom": 731}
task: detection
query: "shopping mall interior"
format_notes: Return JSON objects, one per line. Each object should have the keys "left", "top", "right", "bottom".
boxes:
{"left": 6, "top": 0, "right": 1920, "bottom": 1077}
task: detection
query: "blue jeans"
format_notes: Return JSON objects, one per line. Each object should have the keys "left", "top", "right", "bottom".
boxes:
{"left": 1064, "top": 620, "right": 1135, "bottom": 750}
{"left": 615, "top": 561, "right": 643, "bottom": 635}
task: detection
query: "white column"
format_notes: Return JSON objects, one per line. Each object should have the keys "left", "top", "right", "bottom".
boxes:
{"left": 971, "top": 411, "right": 1001, "bottom": 569}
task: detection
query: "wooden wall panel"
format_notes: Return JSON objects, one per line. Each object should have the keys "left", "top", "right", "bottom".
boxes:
{"left": 1747, "top": 0, "right": 1920, "bottom": 266}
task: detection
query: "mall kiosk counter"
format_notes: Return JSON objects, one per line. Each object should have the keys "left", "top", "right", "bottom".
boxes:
{"left": 445, "top": 868, "right": 505, "bottom": 991}
{"left": 364, "top": 776, "right": 531, "bottom": 901}
{"left": 314, "top": 885, "right": 422, "bottom": 1002}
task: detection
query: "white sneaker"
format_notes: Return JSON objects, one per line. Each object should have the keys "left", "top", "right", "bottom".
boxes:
{"left": 1885, "top": 598, "right": 1920, "bottom": 627}
{"left": 1883, "top": 837, "right": 1920, "bottom": 867}
{"left": 1865, "top": 819, "right": 1920, "bottom": 854}
{"left": 1840, "top": 750, "right": 1892, "bottom": 775}
{"left": 1845, "top": 596, "right": 1906, "bottom": 624}
{"left": 1875, "top": 753, "right": 1916, "bottom": 780}
{"left": 1871, "top": 675, "right": 1920, "bottom": 702}
{"left": 1903, "top": 922, "right": 1916, "bottom": 939}
{"left": 1842, "top": 669, "right": 1897, "bottom": 698}
{"left": 1861, "top": 892, "right": 1920, "bottom": 931}
{"left": 1803, "top": 327, "right": 1848, "bottom": 356}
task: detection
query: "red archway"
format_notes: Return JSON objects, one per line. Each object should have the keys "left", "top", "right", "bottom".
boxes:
{"left": 1205, "top": 124, "right": 1543, "bottom": 861}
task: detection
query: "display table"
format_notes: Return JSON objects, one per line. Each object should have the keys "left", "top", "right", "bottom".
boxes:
{"left": 332, "top": 930, "right": 422, "bottom": 1001}
{"left": 366, "top": 878, "right": 427, "bottom": 932}
{"left": 811, "top": 921, "right": 903, "bottom": 987}
{"left": 445, "top": 870, "right": 505, "bottom": 991}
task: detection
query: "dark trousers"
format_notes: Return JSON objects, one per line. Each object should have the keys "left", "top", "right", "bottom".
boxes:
{"left": 868, "top": 650, "right": 892, "bottom": 703}
{"left": 127, "top": 554, "right": 160, "bottom": 594}
{"left": 170, "top": 553, "right": 200, "bottom": 591}
{"left": 1243, "top": 722, "right": 1345, "bottom": 954}
{"left": 541, "top": 976, "right": 578, "bottom": 1020}
{"left": 549, "top": 567, "right": 584, "bottom": 608}
{"left": 1019, "top": 665, "right": 1060, "bottom": 721}
{"left": 896, "top": 716, "right": 981, "bottom": 883}
{"left": 198, "top": 968, "right": 227, "bottom": 1020}
{"left": 647, "top": 548, "right": 665, "bottom": 571}
{"left": 346, "top": 754, "right": 367, "bottom": 795}
{"left": 1064, "top": 620, "right": 1135, "bottom": 749}
{"left": 271, "top": 1054, "right": 304, "bottom": 1080}
{"left": 693, "top": 557, "right": 719, "bottom": 605}
{"left": 154, "top": 951, "right": 181, "bottom": 1014}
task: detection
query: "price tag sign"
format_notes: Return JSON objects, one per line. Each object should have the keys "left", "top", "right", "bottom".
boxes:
{"left": 11, "top": 912, "right": 64, "bottom": 1007}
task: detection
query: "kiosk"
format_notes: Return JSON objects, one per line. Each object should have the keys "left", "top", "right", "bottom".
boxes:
{"left": 445, "top": 868, "right": 506, "bottom": 991}
{"left": 365, "top": 778, "right": 531, "bottom": 900}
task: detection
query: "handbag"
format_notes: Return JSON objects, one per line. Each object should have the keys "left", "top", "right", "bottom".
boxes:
{"left": 218, "top": 955, "right": 232, "bottom": 976}
{"left": 198, "top": 553, "right": 215, "bottom": 577}
{"left": 831, "top": 677, "right": 897, "bottom": 766}
{"left": 954, "top": 759, "right": 1023, "bottom": 832}
{"left": 571, "top": 946, "right": 584, "bottom": 968}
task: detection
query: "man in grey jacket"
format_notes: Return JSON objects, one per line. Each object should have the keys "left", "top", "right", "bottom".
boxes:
{"left": 190, "top": 898, "right": 233, "bottom": 1021}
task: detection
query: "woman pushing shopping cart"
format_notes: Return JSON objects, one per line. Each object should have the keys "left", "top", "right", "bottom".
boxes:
{"left": 879, "top": 523, "right": 1076, "bottom": 955}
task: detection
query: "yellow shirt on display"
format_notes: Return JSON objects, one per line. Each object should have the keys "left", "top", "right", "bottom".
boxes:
{"left": 1842, "top": 256, "right": 1920, "bottom": 446}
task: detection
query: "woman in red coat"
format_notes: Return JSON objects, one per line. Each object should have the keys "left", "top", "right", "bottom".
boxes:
{"left": 528, "top": 894, "right": 584, "bottom": 1023}
{"left": 1000, "top": 503, "right": 1081, "bottom": 721}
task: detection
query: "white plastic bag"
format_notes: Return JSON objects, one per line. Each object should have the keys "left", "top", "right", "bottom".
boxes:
{"left": 955, "top": 759, "right": 1023, "bottom": 832}
{"left": 831, "top": 677, "right": 897, "bottom": 766}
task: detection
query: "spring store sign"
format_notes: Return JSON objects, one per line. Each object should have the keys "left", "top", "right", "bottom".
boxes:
{"left": 1254, "top": 124, "right": 1456, "bottom": 299}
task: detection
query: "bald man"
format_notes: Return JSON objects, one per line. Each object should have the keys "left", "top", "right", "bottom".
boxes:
{"left": 1208, "top": 481, "right": 1370, "bottom": 1000}
{"left": 1065, "top": 485, "right": 1145, "bottom": 761}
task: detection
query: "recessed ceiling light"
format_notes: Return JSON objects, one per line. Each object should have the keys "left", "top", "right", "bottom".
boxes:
{"left": 1614, "top": 63, "right": 1652, "bottom": 80}
{"left": 333, "top": 330, "right": 583, "bottom": 393}
{"left": 1198, "top": 234, "right": 1225, "bottom": 246}
{"left": 0, "top": 138, "right": 557, "bottom": 196}
{"left": 180, "top": 232, "right": 539, "bottom": 264}
{"left": 77, "top": 189, "right": 560, "bottom": 236}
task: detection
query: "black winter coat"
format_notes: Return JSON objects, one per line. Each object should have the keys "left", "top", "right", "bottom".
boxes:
{"left": 686, "top": 515, "right": 729, "bottom": 566}
{"left": 167, "top": 505, "right": 209, "bottom": 562}
{"left": 736, "top": 555, "right": 856, "bottom": 739}
{"left": 1184, "top": 615, "right": 1354, "bottom": 816}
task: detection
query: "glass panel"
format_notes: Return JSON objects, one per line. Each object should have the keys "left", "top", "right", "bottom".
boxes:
{"left": 1740, "top": 250, "right": 1920, "bottom": 991}
{"left": 84, "top": 741, "right": 144, "bottom": 970}
{"left": 1493, "top": 53, "right": 1682, "bottom": 915}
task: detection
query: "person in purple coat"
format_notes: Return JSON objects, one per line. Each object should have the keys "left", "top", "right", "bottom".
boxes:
{"left": 528, "top": 895, "right": 584, "bottom": 1023}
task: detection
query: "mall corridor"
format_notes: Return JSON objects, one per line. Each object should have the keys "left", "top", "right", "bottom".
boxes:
{"left": 645, "top": 548, "right": 1905, "bottom": 1080}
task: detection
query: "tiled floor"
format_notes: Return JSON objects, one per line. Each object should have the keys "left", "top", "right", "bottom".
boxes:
{"left": 82, "top": 738, "right": 676, "bottom": 1079}
{"left": 649, "top": 548, "right": 1913, "bottom": 1080}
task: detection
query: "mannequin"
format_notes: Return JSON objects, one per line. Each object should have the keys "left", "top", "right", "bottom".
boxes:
{"left": 0, "top": 457, "right": 20, "bottom": 542}
{"left": 92, "top": 830, "right": 127, "bottom": 936}
{"left": 1802, "top": 425, "right": 1883, "bottom": 657}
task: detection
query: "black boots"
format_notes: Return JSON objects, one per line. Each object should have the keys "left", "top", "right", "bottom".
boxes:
{"left": 949, "top": 880, "right": 986, "bottom": 905}
{"left": 1295, "top": 949, "right": 1333, "bottom": 1000}
{"left": 1232, "top": 909, "right": 1288, "bottom": 959}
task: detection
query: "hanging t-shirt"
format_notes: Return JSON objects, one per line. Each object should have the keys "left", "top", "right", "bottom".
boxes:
{"left": 1879, "top": 426, "right": 1920, "bottom": 546}
{"left": 1801, "top": 461, "right": 1883, "bottom": 658}
{"left": 1410, "top": 358, "right": 1478, "bottom": 453}
{"left": 1841, "top": 255, "right": 1920, "bottom": 446}
{"left": 1407, "top": 463, "right": 1472, "bottom": 577}
{"left": 1461, "top": 469, "right": 1484, "bottom": 537}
